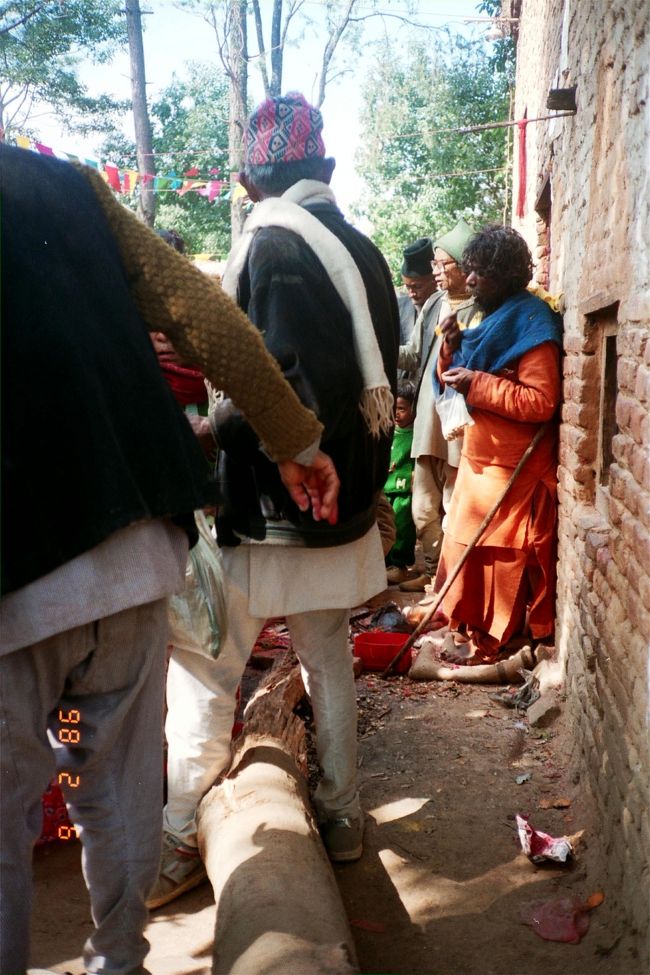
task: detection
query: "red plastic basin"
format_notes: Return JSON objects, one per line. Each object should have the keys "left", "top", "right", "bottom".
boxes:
{"left": 354, "top": 630, "right": 412, "bottom": 674}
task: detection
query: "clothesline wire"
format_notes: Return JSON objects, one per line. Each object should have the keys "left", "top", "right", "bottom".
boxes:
{"left": 128, "top": 163, "right": 507, "bottom": 191}
{"left": 137, "top": 111, "right": 573, "bottom": 158}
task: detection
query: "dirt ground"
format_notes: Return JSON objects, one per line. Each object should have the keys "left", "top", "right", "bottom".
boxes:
{"left": 29, "top": 588, "right": 641, "bottom": 975}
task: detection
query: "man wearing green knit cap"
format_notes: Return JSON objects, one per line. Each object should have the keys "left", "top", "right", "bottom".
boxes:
{"left": 434, "top": 218, "right": 476, "bottom": 269}
{"left": 397, "top": 218, "right": 480, "bottom": 594}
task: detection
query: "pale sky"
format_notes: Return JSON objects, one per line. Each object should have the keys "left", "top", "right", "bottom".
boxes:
{"left": 32, "top": 0, "right": 485, "bottom": 213}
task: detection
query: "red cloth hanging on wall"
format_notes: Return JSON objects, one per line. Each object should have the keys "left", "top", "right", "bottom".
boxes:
{"left": 516, "top": 119, "right": 528, "bottom": 219}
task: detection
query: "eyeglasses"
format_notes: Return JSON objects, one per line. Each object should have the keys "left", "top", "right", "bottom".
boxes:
{"left": 432, "top": 259, "right": 457, "bottom": 270}
{"left": 461, "top": 265, "right": 489, "bottom": 277}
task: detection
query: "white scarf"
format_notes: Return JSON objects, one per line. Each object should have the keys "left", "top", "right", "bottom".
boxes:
{"left": 222, "top": 179, "right": 393, "bottom": 438}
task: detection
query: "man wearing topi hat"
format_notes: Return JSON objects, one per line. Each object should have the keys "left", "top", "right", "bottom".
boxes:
{"left": 397, "top": 237, "right": 440, "bottom": 346}
{"left": 395, "top": 219, "right": 479, "bottom": 592}
{"left": 150, "top": 92, "right": 399, "bottom": 907}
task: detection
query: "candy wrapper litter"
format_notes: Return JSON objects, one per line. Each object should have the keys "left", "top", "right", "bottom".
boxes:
{"left": 521, "top": 891, "right": 604, "bottom": 944}
{"left": 516, "top": 813, "right": 573, "bottom": 863}
{"left": 521, "top": 896, "right": 590, "bottom": 943}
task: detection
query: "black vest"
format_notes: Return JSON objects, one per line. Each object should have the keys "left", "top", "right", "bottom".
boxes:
{"left": 1, "top": 145, "right": 209, "bottom": 594}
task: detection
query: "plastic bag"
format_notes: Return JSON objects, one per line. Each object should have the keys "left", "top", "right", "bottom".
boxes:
{"left": 167, "top": 510, "right": 226, "bottom": 657}
{"left": 435, "top": 385, "right": 474, "bottom": 441}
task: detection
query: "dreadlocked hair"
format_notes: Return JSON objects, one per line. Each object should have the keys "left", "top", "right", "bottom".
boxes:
{"left": 462, "top": 225, "right": 533, "bottom": 294}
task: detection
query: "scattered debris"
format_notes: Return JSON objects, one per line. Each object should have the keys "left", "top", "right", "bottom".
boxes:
{"left": 527, "top": 692, "right": 561, "bottom": 728}
{"left": 516, "top": 813, "right": 576, "bottom": 863}
{"left": 539, "top": 797, "right": 571, "bottom": 810}
{"left": 515, "top": 772, "right": 532, "bottom": 785}
{"left": 521, "top": 891, "right": 604, "bottom": 943}
{"left": 365, "top": 602, "right": 413, "bottom": 633}
{"left": 488, "top": 668, "right": 540, "bottom": 710}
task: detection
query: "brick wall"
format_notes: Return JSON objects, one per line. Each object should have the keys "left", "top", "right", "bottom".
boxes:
{"left": 511, "top": 0, "right": 649, "bottom": 964}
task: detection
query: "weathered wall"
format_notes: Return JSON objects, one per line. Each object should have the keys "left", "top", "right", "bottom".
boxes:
{"left": 511, "top": 0, "right": 649, "bottom": 964}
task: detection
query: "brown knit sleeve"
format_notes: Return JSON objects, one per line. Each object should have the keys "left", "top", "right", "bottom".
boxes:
{"left": 74, "top": 164, "right": 323, "bottom": 462}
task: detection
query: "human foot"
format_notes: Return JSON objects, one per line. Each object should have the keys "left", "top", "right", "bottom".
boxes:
{"left": 440, "top": 631, "right": 476, "bottom": 663}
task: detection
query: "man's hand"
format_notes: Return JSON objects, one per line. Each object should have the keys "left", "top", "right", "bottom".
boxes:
{"left": 278, "top": 451, "right": 340, "bottom": 525}
{"left": 438, "top": 313, "right": 462, "bottom": 353}
{"left": 440, "top": 366, "right": 475, "bottom": 397}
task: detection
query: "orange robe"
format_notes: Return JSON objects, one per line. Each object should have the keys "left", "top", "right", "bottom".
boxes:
{"left": 437, "top": 341, "right": 561, "bottom": 656}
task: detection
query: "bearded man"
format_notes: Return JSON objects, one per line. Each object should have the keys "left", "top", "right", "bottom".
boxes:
{"left": 437, "top": 225, "right": 563, "bottom": 664}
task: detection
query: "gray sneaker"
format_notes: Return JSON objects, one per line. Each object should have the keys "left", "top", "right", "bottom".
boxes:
{"left": 320, "top": 814, "right": 364, "bottom": 863}
{"left": 146, "top": 832, "right": 208, "bottom": 909}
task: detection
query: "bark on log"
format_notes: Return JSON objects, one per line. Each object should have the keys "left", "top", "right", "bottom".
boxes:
{"left": 197, "top": 653, "right": 358, "bottom": 975}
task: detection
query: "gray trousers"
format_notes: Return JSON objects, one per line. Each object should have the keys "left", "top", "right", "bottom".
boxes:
{"left": 0, "top": 599, "right": 168, "bottom": 975}
{"left": 411, "top": 456, "right": 458, "bottom": 576}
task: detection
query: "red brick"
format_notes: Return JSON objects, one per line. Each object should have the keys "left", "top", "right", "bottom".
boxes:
{"left": 561, "top": 401, "right": 592, "bottom": 427}
{"left": 641, "top": 410, "right": 650, "bottom": 445}
{"left": 607, "top": 494, "right": 624, "bottom": 526}
{"left": 623, "top": 474, "right": 641, "bottom": 516}
{"left": 563, "top": 352, "right": 599, "bottom": 383}
{"left": 563, "top": 336, "right": 585, "bottom": 355}
{"left": 630, "top": 447, "right": 650, "bottom": 491}
{"left": 563, "top": 376, "right": 596, "bottom": 406}
{"left": 634, "top": 364, "right": 650, "bottom": 404}
{"left": 611, "top": 433, "right": 631, "bottom": 467}
{"left": 632, "top": 519, "right": 650, "bottom": 575}
{"left": 585, "top": 528, "right": 610, "bottom": 559}
{"left": 628, "top": 402, "right": 647, "bottom": 444}
{"left": 563, "top": 425, "right": 594, "bottom": 463}
{"left": 615, "top": 394, "right": 634, "bottom": 430}
{"left": 637, "top": 569, "right": 650, "bottom": 612}
{"left": 617, "top": 358, "right": 636, "bottom": 393}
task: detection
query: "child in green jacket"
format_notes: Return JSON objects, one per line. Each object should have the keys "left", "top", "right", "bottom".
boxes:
{"left": 384, "top": 381, "right": 417, "bottom": 584}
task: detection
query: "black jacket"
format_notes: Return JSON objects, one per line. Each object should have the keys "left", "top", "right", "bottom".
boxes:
{"left": 1, "top": 145, "right": 210, "bottom": 594}
{"left": 215, "top": 201, "right": 399, "bottom": 548}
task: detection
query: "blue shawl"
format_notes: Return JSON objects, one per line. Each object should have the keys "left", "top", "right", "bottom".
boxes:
{"left": 433, "top": 291, "right": 562, "bottom": 395}
{"left": 456, "top": 291, "right": 563, "bottom": 371}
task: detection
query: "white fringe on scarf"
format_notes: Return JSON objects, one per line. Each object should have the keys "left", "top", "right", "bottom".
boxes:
{"left": 222, "top": 179, "right": 394, "bottom": 438}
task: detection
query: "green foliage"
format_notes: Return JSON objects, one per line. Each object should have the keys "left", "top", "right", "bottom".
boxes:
{"left": 0, "top": 1, "right": 127, "bottom": 136}
{"left": 477, "top": 0, "right": 517, "bottom": 82}
{"left": 101, "top": 62, "right": 232, "bottom": 257}
{"left": 354, "top": 31, "right": 512, "bottom": 279}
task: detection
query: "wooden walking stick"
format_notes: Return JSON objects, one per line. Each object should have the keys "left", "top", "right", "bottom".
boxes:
{"left": 380, "top": 422, "right": 549, "bottom": 679}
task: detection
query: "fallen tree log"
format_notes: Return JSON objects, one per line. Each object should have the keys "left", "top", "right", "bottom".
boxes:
{"left": 197, "top": 652, "right": 359, "bottom": 975}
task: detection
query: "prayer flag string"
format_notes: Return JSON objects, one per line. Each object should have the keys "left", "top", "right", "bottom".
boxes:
{"left": 10, "top": 132, "right": 231, "bottom": 202}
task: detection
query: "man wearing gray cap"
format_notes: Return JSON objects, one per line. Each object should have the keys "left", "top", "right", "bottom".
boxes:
{"left": 395, "top": 219, "right": 479, "bottom": 592}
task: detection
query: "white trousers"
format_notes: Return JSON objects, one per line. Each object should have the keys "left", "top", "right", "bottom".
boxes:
{"left": 163, "top": 550, "right": 361, "bottom": 848}
{"left": 0, "top": 599, "right": 168, "bottom": 975}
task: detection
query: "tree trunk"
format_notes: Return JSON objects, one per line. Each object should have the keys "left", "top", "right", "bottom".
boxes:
{"left": 228, "top": 0, "right": 248, "bottom": 244}
{"left": 197, "top": 653, "right": 358, "bottom": 975}
{"left": 125, "top": 0, "right": 155, "bottom": 226}
{"left": 250, "top": 0, "right": 270, "bottom": 96}
{"left": 269, "top": 0, "right": 283, "bottom": 96}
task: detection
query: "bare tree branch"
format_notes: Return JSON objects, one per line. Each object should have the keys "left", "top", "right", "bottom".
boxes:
{"left": 348, "top": 11, "right": 446, "bottom": 31}
{"left": 316, "top": 0, "right": 357, "bottom": 108}
{"left": 280, "top": 0, "right": 305, "bottom": 52}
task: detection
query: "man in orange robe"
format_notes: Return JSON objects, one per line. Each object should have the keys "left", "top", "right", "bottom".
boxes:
{"left": 435, "top": 225, "right": 563, "bottom": 663}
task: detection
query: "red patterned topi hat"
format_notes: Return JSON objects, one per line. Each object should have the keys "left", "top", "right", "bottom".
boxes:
{"left": 245, "top": 92, "right": 326, "bottom": 165}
